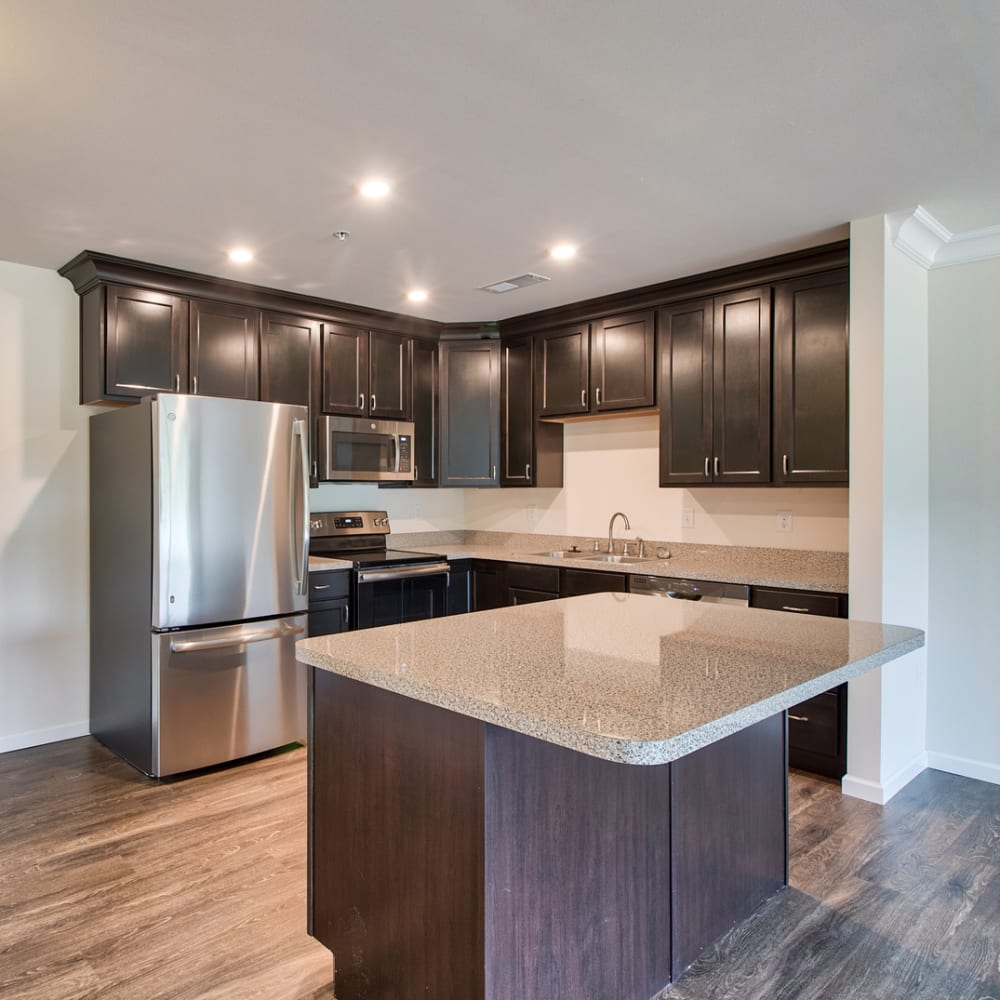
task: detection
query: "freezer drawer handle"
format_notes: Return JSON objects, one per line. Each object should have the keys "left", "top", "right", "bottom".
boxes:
{"left": 789, "top": 713, "right": 809, "bottom": 723}
{"left": 170, "top": 623, "right": 305, "bottom": 653}
{"left": 356, "top": 561, "right": 451, "bottom": 584}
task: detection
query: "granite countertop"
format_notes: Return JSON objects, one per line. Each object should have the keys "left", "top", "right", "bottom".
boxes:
{"left": 307, "top": 532, "right": 849, "bottom": 592}
{"left": 297, "top": 594, "right": 922, "bottom": 765}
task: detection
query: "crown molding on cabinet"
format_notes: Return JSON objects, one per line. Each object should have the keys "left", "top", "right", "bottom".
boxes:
{"left": 889, "top": 206, "right": 1000, "bottom": 269}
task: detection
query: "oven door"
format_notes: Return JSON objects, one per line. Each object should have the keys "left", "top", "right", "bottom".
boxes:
{"left": 354, "top": 562, "right": 451, "bottom": 630}
{"left": 317, "top": 415, "right": 414, "bottom": 482}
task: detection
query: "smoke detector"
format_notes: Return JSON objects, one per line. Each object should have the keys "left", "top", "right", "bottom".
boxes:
{"left": 478, "top": 272, "right": 550, "bottom": 294}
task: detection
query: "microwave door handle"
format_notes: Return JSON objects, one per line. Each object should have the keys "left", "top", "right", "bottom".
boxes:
{"left": 392, "top": 434, "right": 400, "bottom": 473}
{"left": 291, "top": 418, "right": 310, "bottom": 596}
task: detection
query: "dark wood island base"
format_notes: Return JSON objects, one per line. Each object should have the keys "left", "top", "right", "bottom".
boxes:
{"left": 309, "top": 671, "right": 788, "bottom": 1000}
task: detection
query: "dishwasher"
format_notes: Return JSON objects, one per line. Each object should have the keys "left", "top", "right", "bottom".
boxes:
{"left": 629, "top": 575, "right": 749, "bottom": 606}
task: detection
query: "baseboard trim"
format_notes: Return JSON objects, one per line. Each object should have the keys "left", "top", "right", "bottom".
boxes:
{"left": 927, "top": 751, "right": 1000, "bottom": 787}
{"left": 0, "top": 721, "right": 91, "bottom": 754}
{"left": 842, "top": 751, "right": 928, "bottom": 804}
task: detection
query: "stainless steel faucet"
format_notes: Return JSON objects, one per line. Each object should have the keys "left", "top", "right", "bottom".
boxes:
{"left": 607, "top": 511, "right": 630, "bottom": 553}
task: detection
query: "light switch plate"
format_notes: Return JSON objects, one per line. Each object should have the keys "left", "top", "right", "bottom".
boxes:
{"left": 681, "top": 508, "right": 695, "bottom": 528}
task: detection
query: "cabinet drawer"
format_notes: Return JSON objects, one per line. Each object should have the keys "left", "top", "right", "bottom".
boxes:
{"left": 560, "top": 569, "right": 627, "bottom": 597}
{"left": 308, "top": 601, "right": 350, "bottom": 637}
{"left": 509, "top": 587, "right": 558, "bottom": 606}
{"left": 788, "top": 692, "right": 839, "bottom": 756}
{"left": 752, "top": 587, "right": 842, "bottom": 617}
{"left": 308, "top": 570, "right": 350, "bottom": 604}
{"left": 506, "top": 563, "right": 559, "bottom": 593}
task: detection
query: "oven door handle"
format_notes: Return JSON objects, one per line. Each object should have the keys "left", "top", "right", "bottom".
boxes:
{"left": 356, "top": 561, "right": 451, "bottom": 584}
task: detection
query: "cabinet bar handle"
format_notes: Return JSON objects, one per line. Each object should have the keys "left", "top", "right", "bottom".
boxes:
{"left": 781, "top": 605, "right": 811, "bottom": 613}
{"left": 371, "top": 394, "right": 376, "bottom": 410}
{"left": 525, "top": 463, "right": 531, "bottom": 480}
{"left": 783, "top": 453, "right": 789, "bottom": 475}
{"left": 192, "top": 374, "right": 198, "bottom": 395}
{"left": 174, "top": 373, "right": 180, "bottom": 392}
{"left": 789, "top": 714, "right": 809, "bottom": 722}
{"left": 313, "top": 584, "right": 331, "bottom": 591}
{"left": 491, "top": 465, "right": 496, "bottom": 480}
{"left": 581, "top": 388, "right": 587, "bottom": 408}
{"left": 359, "top": 393, "right": 365, "bottom": 410}
{"left": 714, "top": 456, "right": 720, "bottom": 477}
{"left": 343, "top": 606, "right": 350, "bottom": 626}
{"left": 312, "top": 460, "right": 318, "bottom": 478}
{"left": 596, "top": 387, "right": 602, "bottom": 406}
{"left": 704, "top": 457, "right": 710, "bottom": 478}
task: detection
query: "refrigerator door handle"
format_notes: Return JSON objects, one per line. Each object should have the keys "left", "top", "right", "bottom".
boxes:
{"left": 169, "top": 622, "right": 306, "bottom": 653}
{"left": 291, "top": 418, "right": 310, "bottom": 596}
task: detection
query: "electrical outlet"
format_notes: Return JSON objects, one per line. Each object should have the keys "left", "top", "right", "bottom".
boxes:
{"left": 681, "top": 508, "right": 695, "bottom": 529}
{"left": 414, "top": 503, "right": 423, "bottom": 519}
{"left": 527, "top": 505, "right": 538, "bottom": 523}
{"left": 777, "top": 510, "right": 793, "bottom": 532}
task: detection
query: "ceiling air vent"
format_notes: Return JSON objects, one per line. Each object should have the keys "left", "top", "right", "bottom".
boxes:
{"left": 478, "top": 272, "right": 550, "bottom": 294}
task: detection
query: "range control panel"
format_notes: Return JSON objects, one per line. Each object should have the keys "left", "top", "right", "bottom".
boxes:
{"left": 309, "top": 510, "right": 391, "bottom": 538}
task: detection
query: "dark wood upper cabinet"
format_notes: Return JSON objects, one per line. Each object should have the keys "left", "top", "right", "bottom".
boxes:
{"left": 658, "top": 298, "right": 714, "bottom": 486}
{"left": 101, "top": 284, "right": 189, "bottom": 401}
{"left": 439, "top": 340, "right": 500, "bottom": 488}
{"left": 501, "top": 335, "right": 564, "bottom": 488}
{"left": 658, "top": 288, "right": 771, "bottom": 485}
{"left": 369, "top": 330, "right": 412, "bottom": 420}
{"left": 712, "top": 287, "right": 771, "bottom": 484}
{"left": 537, "top": 324, "right": 590, "bottom": 416}
{"left": 537, "top": 312, "right": 654, "bottom": 417}
{"left": 321, "top": 324, "right": 368, "bottom": 416}
{"left": 321, "top": 326, "right": 411, "bottom": 420}
{"left": 590, "top": 311, "right": 655, "bottom": 412}
{"left": 188, "top": 298, "right": 259, "bottom": 400}
{"left": 773, "top": 270, "right": 849, "bottom": 485}
{"left": 259, "top": 311, "right": 319, "bottom": 408}
{"left": 411, "top": 339, "right": 438, "bottom": 486}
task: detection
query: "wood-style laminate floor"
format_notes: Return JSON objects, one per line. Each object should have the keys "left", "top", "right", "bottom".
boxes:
{"left": 2, "top": 738, "right": 998, "bottom": 1000}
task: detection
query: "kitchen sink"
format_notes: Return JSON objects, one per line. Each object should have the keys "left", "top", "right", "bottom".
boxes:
{"left": 583, "top": 553, "right": 656, "bottom": 564}
{"left": 532, "top": 550, "right": 588, "bottom": 559}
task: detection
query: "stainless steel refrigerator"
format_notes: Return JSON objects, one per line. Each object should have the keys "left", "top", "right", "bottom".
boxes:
{"left": 89, "top": 394, "right": 310, "bottom": 777}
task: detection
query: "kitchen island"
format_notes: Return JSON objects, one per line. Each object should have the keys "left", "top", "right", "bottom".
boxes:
{"left": 296, "top": 594, "right": 922, "bottom": 1000}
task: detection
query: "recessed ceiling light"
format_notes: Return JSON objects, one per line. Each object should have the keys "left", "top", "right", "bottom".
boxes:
{"left": 549, "top": 243, "right": 577, "bottom": 260}
{"left": 360, "top": 179, "right": 391, "bottom": 199}
{"left": 407, "top": 289, "right": 429, "bottom": 303}
{"left": 228, "top": 248, "right": 253, "bottom": 263}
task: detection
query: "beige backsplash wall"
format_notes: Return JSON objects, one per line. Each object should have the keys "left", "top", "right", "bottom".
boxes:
{"left": 464, "top": 414, "right": 850, "bottom": 552}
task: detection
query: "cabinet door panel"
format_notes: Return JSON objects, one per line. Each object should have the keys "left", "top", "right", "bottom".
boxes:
{"left": 501, "top": 335, "right": 533, "bottom": 485}
{"left": 189, "top": 299, "right": 259, "bottom": 400}
{"left": 658, "top": 300, "right": 713, "bottom": 485}
{"left": 260, "top": 312, "right": 318, "bottom": 408}
{"left": 370, "top": 330, "right": 412, "bottom": 420}
{"left": 591, "top": 311, "right": 655, "bottom": 411}
{"left": 440, "top": 341, "right": 500, "bottom": 487}
{"left": 774, "top": 271, "right": 849, "bottom": 484}
{"left": 322, "top": 324, "right": 367, "bottom": 415}
{"left": 538, "top": 324, "right": 589, "bottom": 416}
{"left": 106, "top": 284, "right": 188, "bottom": 397}
{"left": 712, "top": 287, "right": 771, "bottom": 483}
{"left": 412, "top": 340, "right": 438, "bottom": 486}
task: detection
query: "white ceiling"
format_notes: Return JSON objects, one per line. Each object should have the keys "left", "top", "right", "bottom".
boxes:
{"left": 1, "top": 0, "right": 998, "bottom": 323}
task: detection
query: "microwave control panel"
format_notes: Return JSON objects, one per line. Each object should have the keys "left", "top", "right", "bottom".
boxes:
{"left": 398, "top": 435, "right": 411, "bottom": 472}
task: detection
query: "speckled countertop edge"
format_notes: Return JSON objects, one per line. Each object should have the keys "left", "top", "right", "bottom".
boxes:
{"left": 297, "top": 600, "right": 923, "bottom": 766}
{"left": 308, "top": 530, "right": 850, "bottom": 592}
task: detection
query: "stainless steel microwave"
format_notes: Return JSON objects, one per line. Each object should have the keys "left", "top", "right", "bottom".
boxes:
{"left": 316, "top": 416, "right": 415, "bottom": 482}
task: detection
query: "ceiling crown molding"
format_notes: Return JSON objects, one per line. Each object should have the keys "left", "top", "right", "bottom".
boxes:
{"left": 889, "top": 206, "right": 1000, "bottom": 269}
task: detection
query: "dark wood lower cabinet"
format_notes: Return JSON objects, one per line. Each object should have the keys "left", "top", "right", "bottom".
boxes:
{"left": 309, "top": 672, "right": 787, "bottom": 1000}
{"left": 471, "top": 560, "right": 506, "bottom": 611}
{"left": 750, "top": 586, "right": 849, "bottom": 778}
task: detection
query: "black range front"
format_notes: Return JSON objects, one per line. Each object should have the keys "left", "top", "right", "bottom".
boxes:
{"left": 309, "top": 511, "right": 451, "bottom": 631}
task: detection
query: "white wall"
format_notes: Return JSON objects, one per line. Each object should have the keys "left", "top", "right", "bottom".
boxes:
{"left": 465, "top": 414, "right": 849, "bottom": 550}
{"left": 310, "top": 482, "right": 464, "bottom": 531}
{"left": 0, "top": 260, "right": 94, "bottom": 752}
{"left": 844, "top": 216, "right": 929, "bottom": 804}
{"left": 926, "top": 257, "right": 1000, "bottom": 783}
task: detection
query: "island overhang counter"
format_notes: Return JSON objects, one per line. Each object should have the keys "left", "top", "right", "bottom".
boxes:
{"left": 297, "top": 593, "right": 923, "bottom": 1000}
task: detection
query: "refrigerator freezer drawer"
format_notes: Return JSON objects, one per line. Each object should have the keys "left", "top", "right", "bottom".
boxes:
{"left": 152, "top": 614, "right": 308, "bottom": 777}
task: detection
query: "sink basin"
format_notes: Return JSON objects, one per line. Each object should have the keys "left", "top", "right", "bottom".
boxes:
{"left": 531, "top": 550, "right": 588, "bottom": 559}
{"left": 583, "top": 553, "right": 656, "bottom": 564}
